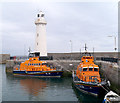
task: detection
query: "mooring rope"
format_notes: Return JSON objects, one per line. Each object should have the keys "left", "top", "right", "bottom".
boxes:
{"left": 100, "top": 84, "right": 109, "bottom": 93}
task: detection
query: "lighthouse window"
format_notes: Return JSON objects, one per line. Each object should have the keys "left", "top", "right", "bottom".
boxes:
{"left": 41, "top": 14, "right": 44, "bottom": 17}
{"left": 37, "top": 14, "right": 39, "bottom": 17}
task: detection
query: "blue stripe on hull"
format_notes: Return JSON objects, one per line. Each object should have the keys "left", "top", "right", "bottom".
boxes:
{"left": 13, "top": 71, "right": 63, "bottom": 77}
{"left": 74, "top": 82, "right": 101, "bottom": 96}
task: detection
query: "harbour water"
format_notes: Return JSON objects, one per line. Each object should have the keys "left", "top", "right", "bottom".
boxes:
{"left": 1, "top": 64, "right": 104, "bottom": 103}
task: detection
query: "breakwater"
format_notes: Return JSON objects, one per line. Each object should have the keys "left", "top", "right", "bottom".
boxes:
{"left": 0, "top": 54, "right": 10, "bottom": 64}
{"left": 96, "top": 61, "right": 120, "bottom": 95}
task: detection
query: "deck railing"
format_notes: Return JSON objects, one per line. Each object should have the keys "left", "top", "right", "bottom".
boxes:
{"left": 72, "top": 70, "right": 100, "bottom": 83}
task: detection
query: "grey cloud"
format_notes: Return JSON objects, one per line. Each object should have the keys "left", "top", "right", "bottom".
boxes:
{"left": 1, "top": 2, "right": 118, "bottom": 55}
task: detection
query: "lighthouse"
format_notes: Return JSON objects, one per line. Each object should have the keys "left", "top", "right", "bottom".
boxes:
{"left": 34, "top": 11, "right": 47, "bottom": 56}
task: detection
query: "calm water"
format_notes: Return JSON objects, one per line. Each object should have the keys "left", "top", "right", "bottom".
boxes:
{"left": 1, "top": 64, "right": 104, "bottom": 102}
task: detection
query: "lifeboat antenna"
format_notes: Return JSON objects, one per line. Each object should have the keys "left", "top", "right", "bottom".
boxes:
{"left": 28, "top": 47, "right": 31, "bottom": 53}
{"left": 84, "top": 43, "right": 87, "bottom": 52}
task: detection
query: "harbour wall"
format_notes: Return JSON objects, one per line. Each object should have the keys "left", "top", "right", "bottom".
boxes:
{"left": 95, "top": 61, "right": 120, "bottom": 95}
{"left": 48, "top": 52, "right": 119, "bottom": 60}
{"left": 0, "top": 54, "right": 10, "bottom": 64}
{"left": 3, "top": 52, "right": 118, "bottom": 61}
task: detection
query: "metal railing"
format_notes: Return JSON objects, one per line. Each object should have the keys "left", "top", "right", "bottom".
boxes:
{"left": 96, "top": 57, "right": 118, "bottom": 63}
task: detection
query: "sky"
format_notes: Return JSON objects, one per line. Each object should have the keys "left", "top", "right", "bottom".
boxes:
{"left": 0, "top": 1, "right": 118, "bottom": 56}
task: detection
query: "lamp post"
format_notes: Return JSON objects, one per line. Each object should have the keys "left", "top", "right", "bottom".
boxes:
{"left": 70, "top": 40, "right": 72, "bottom": 60}
{"left": 93, "top": 47, "right": 94, "bottom": 57}
{"left": 80, "top": 48, "right": 81, "bottom": 54}
{"left": 108, "top": 35, "right": 117, "bottom": 51}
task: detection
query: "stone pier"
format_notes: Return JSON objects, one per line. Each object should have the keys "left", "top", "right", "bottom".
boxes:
{"left": 96, "top": 61, "right": 120, "bottom": 95}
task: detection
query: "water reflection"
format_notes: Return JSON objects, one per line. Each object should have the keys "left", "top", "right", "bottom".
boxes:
{"left": 20, "top": 78, "right": 47, "bottom": 96}
{"left": 4, "top": 71, "right": 77, "bottom": 101}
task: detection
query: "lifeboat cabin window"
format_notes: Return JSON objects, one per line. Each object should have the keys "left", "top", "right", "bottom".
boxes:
{"left": 83, "top": 68, "right": 87, "bottom": 71}
{"left": 39, "top": 63, "right": 41, "bottom": 65}
{"left": 94, "top": 67, "right": 98, "bottom": 71}
{"left": 89, "top": 67, "right": 93, "bottom": 71}
{"left": 32, "top": 64, "right": 33, "bottom": 65}
{"left": 83, "top": 57, "right": 92, "bottom": 59}
{"left": 42, "top": 63, "right": 47, "bottom": 65}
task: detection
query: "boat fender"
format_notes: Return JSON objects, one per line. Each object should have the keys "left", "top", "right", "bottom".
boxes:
{"left": 102, "top": 99, "right": 106, "bottom": 103}
{"left": 25, "top": 70, "right": 27, "bottom": 74}
{"left": 107, "top": 81, "right": 111, "bottom": 87}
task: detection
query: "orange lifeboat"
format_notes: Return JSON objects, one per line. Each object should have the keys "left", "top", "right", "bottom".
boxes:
{"left": 13, "top": 57, "right": 63, "bottom": 77}
{"left": 72, "top": 53, "right": 108, "bottom": 96}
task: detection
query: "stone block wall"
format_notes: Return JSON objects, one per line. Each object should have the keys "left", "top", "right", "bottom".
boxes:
{"left": 0, "top": 54, "right": 10, "bottom": 64}
{"left": 96, "top": 61, "right": 120, "bottom": 94}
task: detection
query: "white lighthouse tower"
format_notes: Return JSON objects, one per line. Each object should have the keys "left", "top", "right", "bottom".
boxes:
{"left": 35, "top": 11, "right": 47, "bottom": 56}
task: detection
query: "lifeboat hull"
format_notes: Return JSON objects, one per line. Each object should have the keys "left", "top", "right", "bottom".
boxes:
{"left": 13, "top": 70, "right": 63, "bottom": 77}
{"left": 73, "top": 81, "right": 102, "bottom": 96}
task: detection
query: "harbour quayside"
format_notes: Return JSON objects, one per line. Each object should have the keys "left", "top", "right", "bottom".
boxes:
{"left": 72, "top": 46, "right": 110, "bottom": 96}
{"left": 13, "top": 53, "right": 63, "bottom": 77}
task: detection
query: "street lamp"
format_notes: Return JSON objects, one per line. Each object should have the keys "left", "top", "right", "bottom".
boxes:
{"left": 70, "top": 40, "right": 72, "bottom": 60}
{"left": 70, "top": 40, "right": 72, "bottom": 53}
{"left": 108, "top": 35, "right": 117, "bottom": 51}
{"left": 93, "top": 47, "right": 94, "bottom": 57}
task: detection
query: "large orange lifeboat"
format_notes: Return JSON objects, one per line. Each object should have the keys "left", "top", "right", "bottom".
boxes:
{"left": 13, "top": 57, "right": 63, "bottom": 77}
